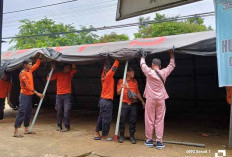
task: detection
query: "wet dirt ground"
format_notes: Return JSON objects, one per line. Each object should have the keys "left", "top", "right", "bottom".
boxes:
{"left": 0, "top": 105, "right": 232, "bottom": 157}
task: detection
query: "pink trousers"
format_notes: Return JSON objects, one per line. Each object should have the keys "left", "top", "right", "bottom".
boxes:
{"left": 145, "top": 99, "right": 166, "bottom": 142}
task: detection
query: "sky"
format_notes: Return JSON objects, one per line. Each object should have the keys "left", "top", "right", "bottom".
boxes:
{"left": 2, "top": 0, "right": 215, "bottom": 51}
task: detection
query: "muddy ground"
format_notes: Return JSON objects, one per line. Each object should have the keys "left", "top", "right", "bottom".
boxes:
{"left": 0, "top": 104, "right": 232, "bottom": 157}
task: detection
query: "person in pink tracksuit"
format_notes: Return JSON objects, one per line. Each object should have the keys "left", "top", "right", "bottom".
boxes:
{"left": 140, "top": 50, "right": 175, "bottom": 149}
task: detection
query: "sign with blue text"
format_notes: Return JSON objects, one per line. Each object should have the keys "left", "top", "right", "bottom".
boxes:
{"left": 215, "top": 0, "right": 232, "bottom": 87}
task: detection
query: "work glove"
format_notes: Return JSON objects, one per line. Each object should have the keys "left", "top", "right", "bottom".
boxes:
{"left": 138, "top": 49, "right": 148, "bottom": 58}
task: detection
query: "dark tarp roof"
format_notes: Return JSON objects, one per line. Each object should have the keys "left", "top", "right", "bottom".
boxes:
{"left": 0, "top": 31, "right": 216, "bottom": 75}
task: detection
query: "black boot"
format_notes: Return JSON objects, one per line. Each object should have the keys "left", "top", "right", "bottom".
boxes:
{"left": 118, "top": 133, "right": 124, "bottom": 143}
{"left": 130, "top": 133, "right": 136, "bottom": 144}
{"left": 130, "top": 136, "right": 136, "bottom": 144}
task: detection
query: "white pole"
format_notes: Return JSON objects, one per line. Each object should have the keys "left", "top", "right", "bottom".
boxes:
{"left": 114, "top": 61, "right": 128, "bottom": 141}
{"left": 29, "top": 68, "right": 54, "bottom": 132}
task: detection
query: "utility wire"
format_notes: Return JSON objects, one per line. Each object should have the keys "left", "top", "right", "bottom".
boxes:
{"left": 2, "top": 11, "right": 215, "bottom": 40}
{"left": 3, "top": 6, "right": 116, "bottom": 27}
{"left": 2, "top": 27, "right": 138, "bottom": 43}
{"left": 3, "top": 0, "right": 79, "bottom": 14}
{"left": 3, "top": 0, "right": 115, "bottom": 22}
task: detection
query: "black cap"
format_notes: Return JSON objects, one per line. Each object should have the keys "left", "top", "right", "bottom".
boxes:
{"left": 127, "top": 66, "right": 135, "bottom": 71}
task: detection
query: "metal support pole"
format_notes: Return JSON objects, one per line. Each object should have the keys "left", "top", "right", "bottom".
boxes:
{"left": 35, "top": 71, "right": 52, "bottom": 105}
{"left": 0, "top": 0, "right": 4, "bottom": 66}
{"left": 114, "top": 61, "right": 128, "bottom": 141}
{"left": 29, "top": 68, "right": 54, "bottom": 132}
{"left": 136, "top": 138, "right": 205, "bottom": 148}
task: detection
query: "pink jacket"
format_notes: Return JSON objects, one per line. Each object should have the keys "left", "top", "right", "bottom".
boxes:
{"left": 140, "top": 57, "right": 175, "bottom": 100}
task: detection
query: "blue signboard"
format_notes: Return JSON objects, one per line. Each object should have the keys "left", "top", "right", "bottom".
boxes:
{"left": 214, "top": 0, "right": 232, "bottom": 87}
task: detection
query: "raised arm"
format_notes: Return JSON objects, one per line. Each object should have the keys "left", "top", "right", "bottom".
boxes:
{"left": 31, "top": 54, "right": 43, "bottom": 72}
{"left": 47, "top": 64, "right": 57, "bottom": 81}
{"left": 70, "top": 64, "right": 77, "bottom": 77}
{"left": 31, "top": 59, "right": 41, "bottom": 72}
{"left": 106, "top": 60, "right": 119, "bottom": 78}
{"left": 140, "top": 58, "right": 154, "bottom": 77}
{"left": 162, "top": 50, "right": 176, "bottom": 79}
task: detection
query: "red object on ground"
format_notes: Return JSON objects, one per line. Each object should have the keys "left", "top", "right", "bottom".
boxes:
{"left": 114, "top": 135, "right": 118, "bottom": 141}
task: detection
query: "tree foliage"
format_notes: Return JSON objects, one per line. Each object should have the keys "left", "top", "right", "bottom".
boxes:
{"left": 9, "top": 18, "right": 130, "bottom": 50}
{"left": 10, "top": 18, "right": 99, "bottom": 50}
{"left": 134, "top": 13, "right": 212, "bottom": 38}
{"left": 99, "top": 32, "right": 129, "bottom": 43}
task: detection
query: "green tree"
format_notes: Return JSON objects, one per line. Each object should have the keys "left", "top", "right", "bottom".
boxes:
{"left": 134, "top": 13, "right": 212, "bottom": 38}
{"left": 187, "top": 16, "right": 204, "bottom": 25}
{"left": 10, "top": 18, "right": 99, "bottom": 50}
{"left": 76, "top": 26, "right": 99, "bottom": 45}
{"left": 99, "top": 32, "right": 129, "bottom": 43}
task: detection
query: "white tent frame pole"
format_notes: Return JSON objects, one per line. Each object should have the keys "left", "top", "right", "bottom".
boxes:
{"left": 29, "top": 68, "right": 54, "bottom": 132}
{"left": 114, "top": 61, "right": 128, "bottom": 141}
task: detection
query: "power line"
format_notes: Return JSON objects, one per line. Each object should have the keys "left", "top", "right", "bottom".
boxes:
{"left": 3, "top": 0, "right": 79, "bottom": 14}
{"left": 3, "top": 0, "right": 115, "bottom": 22}
{"left": 2, "top": 26, "right": 138, "bottom": 43}
{"left": 3, "top": 6, "right": 116, "bottom": 27}
{"left": 2, "top": 0, "right": 116, "bottom": 30}
{"left": 3, "top": 7, "right": 116, "bottom": 28}
{"left": 2, "top": 11, "right": 215, "bottom": 40}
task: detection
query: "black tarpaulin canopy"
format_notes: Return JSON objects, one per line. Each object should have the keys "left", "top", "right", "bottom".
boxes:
{"left": 0, "top": 31, "right": 216, "bottom": 75}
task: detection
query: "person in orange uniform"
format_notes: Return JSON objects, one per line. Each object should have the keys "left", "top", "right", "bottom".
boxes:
{"left": 14, "top": 55, "right": 44, "bottom": 138}
{"left": 95, "top": 59, "right": 119, "bottom": 141}
{"left": 226, "top": 87, "right": 232, "bottom": 105}
{"left": 49, "top": 64, "right": 77, "bottom": 132}
{"left": 117, "top": 66, "right": 145, "bottom": 144}
{"left": 0, "top": 73, "right": 12, "bottom": 123}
